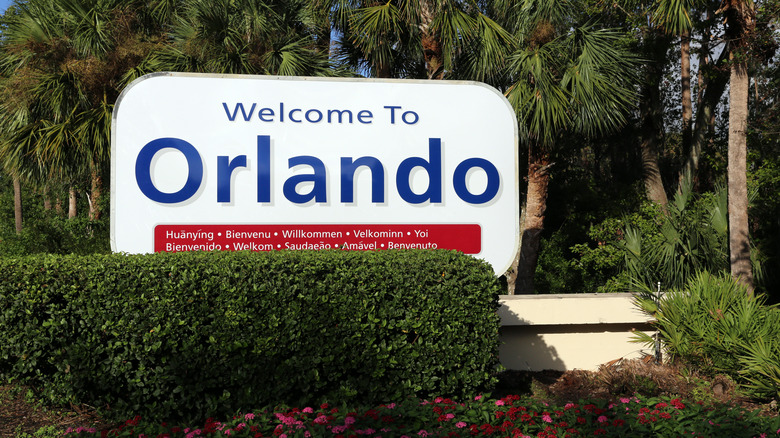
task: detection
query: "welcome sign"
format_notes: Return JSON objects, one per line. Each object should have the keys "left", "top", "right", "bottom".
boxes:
{"left": 111, "top": 73, "right": 519, "bottom": 274}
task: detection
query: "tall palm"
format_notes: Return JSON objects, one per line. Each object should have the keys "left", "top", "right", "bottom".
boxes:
{"left": 492, "top": 0, "right": 640, "bottom": 293}
{"left": 652, "top": 0, "right": 759, "bottom": 292}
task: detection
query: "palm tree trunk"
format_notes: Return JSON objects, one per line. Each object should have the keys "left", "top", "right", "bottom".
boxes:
{"left": 419, "top": 0, "right": 442, "bottom": 79}
{"left": 680, "top": 43, "right": 730, "bottom": 185}
{"left": 89, "top": 168, "right": 102, "bottom": 221}
{"left": 13, "top": 177, "right": 22, "bottom": 234}
{"left": 639, "top": 33, "right": 668, "bottom": 205}
{"left": 680, "top": 31, "right": 693, "bottom": 170}
{"left": 506, "top": 202, "right": 526, "bottom": 294}
{"left": 515, "top": 148, "right": 552, "bottom": 294}
{"left": 728, "top": 61, "right": 753, "bottom": 293}
{"left": 726, "top": 0, "right": 755, "bottom": 293}
{"left": 68, "top": 187, "right": 77, "bottom": 219}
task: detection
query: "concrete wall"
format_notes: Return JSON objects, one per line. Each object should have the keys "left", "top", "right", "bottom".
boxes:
{"left": 498, "top": 293, "right": 655, "bottom": 371}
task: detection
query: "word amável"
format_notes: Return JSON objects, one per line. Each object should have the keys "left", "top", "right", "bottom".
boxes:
{"left": 134, "top": 135, "right": 500, "bottom": 205}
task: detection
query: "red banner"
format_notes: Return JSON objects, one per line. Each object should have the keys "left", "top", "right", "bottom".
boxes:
{"left": 154, "top": 224, "right": 481, "bottom": 254}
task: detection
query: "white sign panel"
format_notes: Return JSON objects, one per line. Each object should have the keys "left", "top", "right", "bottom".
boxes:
{"left": 111, "top": 73, "right": 519, "bottom": 274}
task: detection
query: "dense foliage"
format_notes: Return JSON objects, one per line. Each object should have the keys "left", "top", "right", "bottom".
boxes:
{"left": 0, "top": 250, "right": 501, "bottom": 423}
{"left": 634, "top": 272, "right": 780, "bottom": 400}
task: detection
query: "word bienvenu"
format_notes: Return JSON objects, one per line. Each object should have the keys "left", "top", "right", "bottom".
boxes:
{"left": 135, "top": 135, "right": 500, "bottom": 205}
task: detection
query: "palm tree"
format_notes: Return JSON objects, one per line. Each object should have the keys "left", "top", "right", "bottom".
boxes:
{"left": 313, "top": 1, "right": 640, "bottom": 293}
{"left": 493, "top": 1, "right": 640, "bottom": 293}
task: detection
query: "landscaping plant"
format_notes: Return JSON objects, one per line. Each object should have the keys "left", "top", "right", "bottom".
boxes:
{"left": 0, "top": 250, "right": 501, "bottom": 423}
{"left": 633, "top": 271, "right": 780, "bottom": 399}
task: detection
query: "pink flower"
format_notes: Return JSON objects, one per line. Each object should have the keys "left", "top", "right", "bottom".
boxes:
{"left": 303, "top": 407, "right": 314, "bottom": 414}
{"left": 474, "top": 395, "right": 483, "bottom": 401}
{"left": 344, "top": 416, "right": 356, "bottom": 425}
{"left": 435, "top": 397, "right": 444, "bottom": 403}
{"left": 456, "top": 422, "right": 467, "bottom": 428}
{"left": 417, "top": 430, "right": 429, "bottom": 437}
{"left": 598, "top": 415, "right": 608, "bottom": 423}
{"left": 620, "top": 397, "right": 630, "bottom": 404}
{"left": 244, "top": 413, "right": 255, "bottom": 421}
{"left": 445, "top": 413, "right": 455, "bottom": 420}
{"left": 542, "top": 414, "right": 552, "bottom": 423}
{"left": 223, "top": 430, "right": 231, "bottom": 436}
{"left": 386, "top": 403, "right": 396, "bottom": 409}
{"left": 564, "top": 403, "right": 575, "bottom": 410}
{"left": 313, "top": 414, "right": 329, "bottom": 424}
{"left": 495, "top": 400, "right": 505, "bottom": 406}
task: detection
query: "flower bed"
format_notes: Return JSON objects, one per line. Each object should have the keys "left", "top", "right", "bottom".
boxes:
{"left": 64, "top": 393, "right": 780, "bottom": 438}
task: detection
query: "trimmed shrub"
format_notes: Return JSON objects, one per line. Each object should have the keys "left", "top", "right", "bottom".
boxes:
{"left": 0, "top": 250, "right": 501, "bottom": 422}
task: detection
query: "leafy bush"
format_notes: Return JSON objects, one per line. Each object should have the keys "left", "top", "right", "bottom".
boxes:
{"left": 0, "top": 215, "right": 110, "bottom": 256}
{"left": 0, "top": 250, "right": 501, "bottom": 422}
{"left": 634, "top": 271, "right": 780, "bottom": 399}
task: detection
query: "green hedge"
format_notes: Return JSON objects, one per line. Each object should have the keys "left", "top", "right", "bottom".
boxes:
{"left": 0, "top": 250, "right": 501, "bottom": 422}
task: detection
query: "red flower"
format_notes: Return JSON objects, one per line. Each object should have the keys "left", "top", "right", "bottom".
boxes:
{"left": 612, "top": 419, "right": 625, "bottom": 427}
{"left": 594, "top": 428, "right": 607, "bottom": 435}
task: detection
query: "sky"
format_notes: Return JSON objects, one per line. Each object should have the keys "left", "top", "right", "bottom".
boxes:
{"left": 0, "top": 0, "right": 11, "bottom": 15}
